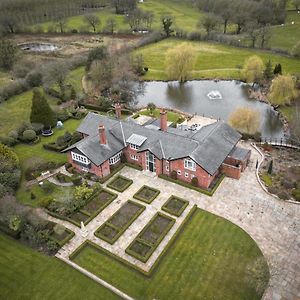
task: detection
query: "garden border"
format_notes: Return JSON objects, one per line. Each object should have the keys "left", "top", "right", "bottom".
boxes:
{"left": 133, "top": 185, "right": 160, "bottom": 204}
{"left": 50, "top": 228, "right": 75, "bottom": 247}
{"left": 161, "top": 195, "right": 189, "bottom": 217}
{"left": 107, "top": 175, "right": 133, "bottom": 192}
{"left": 94, "top": 200, "right": 146, "bottom": 244}
{"left": 125, "top": 212, "right": 175, "bottom": 263}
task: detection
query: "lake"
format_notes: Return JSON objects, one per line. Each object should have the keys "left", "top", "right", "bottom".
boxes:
{"left": 136, "top": 80, "right": 284, "bottom": 139}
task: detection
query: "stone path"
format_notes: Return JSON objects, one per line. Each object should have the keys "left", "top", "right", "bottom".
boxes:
{"left": 44, "top": 142, "right": 300, "bottom": 300}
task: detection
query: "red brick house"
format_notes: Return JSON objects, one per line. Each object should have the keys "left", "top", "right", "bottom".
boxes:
{"left": 64, "top": 106, "right": 250, "bottom": 189}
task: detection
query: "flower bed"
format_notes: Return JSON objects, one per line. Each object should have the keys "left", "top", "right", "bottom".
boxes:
{"left": 125, "top": 212, "right": 175, "bottom": 263}
{"left": 107, "top": 175, "right": 133, "bottom": 192}
{"left": 162, "top": 196, "right": 189, "bottom": 217}
{"left": 94, "top": 200, "right": 145, "bottom": 244}
{"left": 133, "top": 185, "right": 160, "bottom": 204}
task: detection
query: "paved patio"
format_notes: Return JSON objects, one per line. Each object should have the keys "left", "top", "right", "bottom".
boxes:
{"left": 45, "top": 142, "right": 300, "bottom": 300}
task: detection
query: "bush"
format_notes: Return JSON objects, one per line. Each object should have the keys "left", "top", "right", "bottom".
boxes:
{"left": 22, "top": 129, "right": 37, "bottom": 142}
{"left": 170, "top": 170, "right": 177, "bottom": 180}
{"left": 71, "top": 175, "right": 82, "bottom": 186}
{"left": 31, "top": 123, "right": 44, "bottom": 134}
{"left": 40, "top": 181, "right": 54, "bottom": 194}
{"left": 0, "top": 136, "right": 18, "bottom": 146}
{"left": 191, "top": 177, "right": 198, "bottom": 187}
{"left": 65, "top": 162, "right": 72, "bottom": 169}
{"left": 292, "top": 189, "right": 300, "bottom": 201}
{"left": 26, "top": 71, "right": 43, "bottom": 87}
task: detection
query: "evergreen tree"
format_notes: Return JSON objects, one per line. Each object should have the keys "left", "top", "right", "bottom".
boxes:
{"left": 268, "top": 160, "right": 273, "bottom": 174}
{"left": 273, "top": 63, "right": 282, "bottom": 75}
{"left": 263, "top": 60, "right": 273, "bottom": 80}
{"left": 30, "top": 88, "right": 56, "bottom": 128}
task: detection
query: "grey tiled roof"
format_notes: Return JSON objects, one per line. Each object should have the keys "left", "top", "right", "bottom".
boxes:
{"left": 228, "top": 146, "right": 250, "bottom": 161}
{"left": 66, "top": 112, "right": 241, "bottom": 174}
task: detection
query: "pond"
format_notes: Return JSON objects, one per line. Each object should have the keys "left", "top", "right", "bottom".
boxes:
{"left": 136, "top": 80, "right": 284, "bottom": 139}
{"left": 19, "top": 43, "right": 59, "bottom": 52}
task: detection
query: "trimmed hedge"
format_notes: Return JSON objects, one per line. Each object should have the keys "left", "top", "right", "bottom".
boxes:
{"left": 94, "top": 200, "right": 145, "bottom": 244}
{"left": 162, "top": 195, "right": 189, "bottom": 217}
{"left": 49, "top": 228, "right": 75, "bottom": 247}
{"left": 158, "top": 174, "right": 225, "bottom": 196}
{"left": 133, "top": 185, "right": 160, "bottom": 204}
{"left": 107, "top": 175, "right": 133, "bottom": 192}
{"left": 125, "top": 212, "right": 175, "bottom": 263}
{"left": 69, "top": 205, "right": 197, "bottom": 277}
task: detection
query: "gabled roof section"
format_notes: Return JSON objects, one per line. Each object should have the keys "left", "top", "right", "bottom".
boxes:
{"left": 68, "top": 112, "right": 241, "bottom": 174}
{"left": 126, "top": 133, "right": 147, "bottom": 146}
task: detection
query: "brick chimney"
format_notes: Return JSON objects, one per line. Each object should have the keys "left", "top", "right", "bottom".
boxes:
{"left": 115, "top": 102, "right": 121, "bottom": 119}
{"left": 98, "top": 124, "right": 106, "bottom": 145}
{"left": 160, "top": 109, "right": 167, "bottom": 132}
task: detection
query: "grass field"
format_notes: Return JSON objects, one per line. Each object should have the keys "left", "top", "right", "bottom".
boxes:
{"left": 269, "top": 11, "right": 300, "bottom": 51}
{"left": 0, "top": 233, "right": 120, "bottom": 300}
{"left": 31, "top": 0, "right": 203, "bottom": 34}
{"left": 72, "top": 208, "right": 269, "bottom": 300}
{"left": 135, "top": 38, "right": 300, "bottom": 80}
{"left": 136, "top": 108, "right": 183, "bottom": 123}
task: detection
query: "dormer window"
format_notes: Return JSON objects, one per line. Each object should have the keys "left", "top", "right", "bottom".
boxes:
{"left": 184, "top": 158, "right": 196, "bottom": 171}
{"left": 126, "top": 134, "right": 147, "bottom": 150}
{"left": 130, "top": 143, "right": 139, "bottom": 150}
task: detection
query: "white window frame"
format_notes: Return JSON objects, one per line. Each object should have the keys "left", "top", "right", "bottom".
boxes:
{"left": 130, "top": 154, "right": 138, "bottom": 161}
{"left": 130, "top": 143, "right": 139, "bottom": 150}
{"left": 184, "top": 172, "right": 189, "bottom": 178}
{"left": 109, "top": 152, "right": 122, "bottom": 165}
{"left": 184, "top": 158, "right": 196, "bottom": 171}
{"left": 177, "top": 170, "right": 181, "bottom": 175}
{"left": 71, "top": 152, "right": 90, "bottom": 165}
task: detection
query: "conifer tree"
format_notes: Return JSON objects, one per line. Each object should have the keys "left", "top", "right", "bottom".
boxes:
{"left": 30, "top": 88, "right": 56, "bottom": 127}
{"left": 263, "top": 60, "right": 273, "bottom": 80}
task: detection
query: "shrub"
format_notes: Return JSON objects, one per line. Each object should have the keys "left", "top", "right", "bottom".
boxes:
{"left": 22, "top": 129, "right": 37, "bottom": 142}
{"left": 0, "top": 136, "right": 18, "bottom": 146}
{"left": 40, "top": 181, "right": 54, "bottom": 194}
{"left": 65, "top": 162, "right": 72, "bottom": 169}
{"left": 40, "top": 197, "right": 53, "bottom": 208}
{"left": 277, "top": 191, "right": 289, "bottom": 200}
{"left": 31, "top": 192, "right": 36, "bottom": 200}
{"left": 191, "top": 177, "right": 198, "bottom": 187}
{"left": 26, "top": 71, "right": 43, "bottom": 87}
{"left": 71, "top": 175, "right": 82, "bottom": 186}
{"left": 53, "top": 223, "right": 65, "bottom": 235}
{"left": 31, "top": 123, "right": 44, "bottom": 134}
{"left": 292, "top": 189, "right": 300, "bottom": 201}
{"left": 170, "top": 170, "right": 177, "bottom": 180}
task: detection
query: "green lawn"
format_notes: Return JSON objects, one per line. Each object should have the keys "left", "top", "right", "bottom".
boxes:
{"left": 30, "top": 0, "right": 203, "bottom": 34}
{"left": 0, "top": 90, "right": 59, "bottom": 136}
{"left": 137, "top": 108, "right": 183, "bottom": 123}
{"left": 135, "top": 38, "right": 300, "bottom": 80}
{"left": 269, "top": 11, "right": 300, "bottom": 51}
{"left": 0, "top": 233, "right": 120, "bottom": 300}
{"left": 72, "top": 209, "right": 269, "bottom": 300}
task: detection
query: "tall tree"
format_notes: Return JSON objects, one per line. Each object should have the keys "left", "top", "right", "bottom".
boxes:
{"left": 200, "top": 13, "right": 219, "bottom": 37}
{"left": 242, "top": 56, "right": 264, "bottom": 85}
{"left": 246, "top": 21, "right": 260, "bottom": 48}
{"left": 0, "top": 38, "right": 17, "bottom": 70}
{"left": 162, "top": 16, "right": 174, "bottom": 37}
{"left": 43, "top": 62, "right": 69, "bottom": 98}
{"left": 268, "top": 74, "right": 297, "bottom": 105}
{"left": 258, "top": 25, "right": 271, "bottom": 49}
{"left": 229, "top": 107, "right": 260, "bottom": 135}
{"left": 165, "top": 43, "right": 197, "bottom": 83}
{"left": 56, "top": 15, "right": 67, "bottom": 33}
{"left": 84, "top": 14, "right": 101, "bottom": 32}
{"left": 30, "top": 88, "right": 56, "bottom": 127}
{"left": 263, "top": 60, "right": 273, "bottom": 80}
{"left": 292, "top": 0, "right": 300, "bottom": 10}
{"left": 105, "top": 18, "right": 117, "bottom": 34}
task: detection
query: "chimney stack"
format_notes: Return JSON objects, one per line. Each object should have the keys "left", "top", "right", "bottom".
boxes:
{"left": 115, "top": 102, "right": 121, "bottom": 119}
{"left": 98, "top": 124, "right": 107, "bottom": 145}
{"left": 160, "top": 109, "right": 167, "bottom": 132}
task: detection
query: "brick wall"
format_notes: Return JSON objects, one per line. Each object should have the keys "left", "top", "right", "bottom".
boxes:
{"left": 221, "top": 163, "right": 242, "bottom": 179}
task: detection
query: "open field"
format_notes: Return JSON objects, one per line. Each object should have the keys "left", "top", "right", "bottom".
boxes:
{"left": 268, "top": 11, "right": 300, "bottom": 51}
{"left": 30, "top": 0, "right": 203, "bottom": 34}
{"left": 73, "top": 208, "right": 269, "bottom": 300}
{"left": 135, "top": 38, "right": 300, "bottom": 80}
{"left": 0, "top": 233, "right": 120, "bottom": 300}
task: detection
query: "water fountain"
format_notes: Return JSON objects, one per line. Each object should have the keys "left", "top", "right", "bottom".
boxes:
{"left": 207, "top": 90, "right": 222, "bottom": 100}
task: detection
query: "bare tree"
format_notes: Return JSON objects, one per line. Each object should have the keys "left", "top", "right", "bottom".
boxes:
{"left": 246, "top": 21, "right": 260, "bottom": 48}
{"left": 105, "top": 18, "right": 117, "bottom": 34}
{"left": 56, "top": 15, "right": 67, "bottom": 33}
{"left": 258, "top": 25, "right": 271, "bottom": 49}
{"left": 199, "top": 13, "right": 220, "bottom": 37}
{"left": 84, "top": 14, "right": 101, "bottom": 32}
